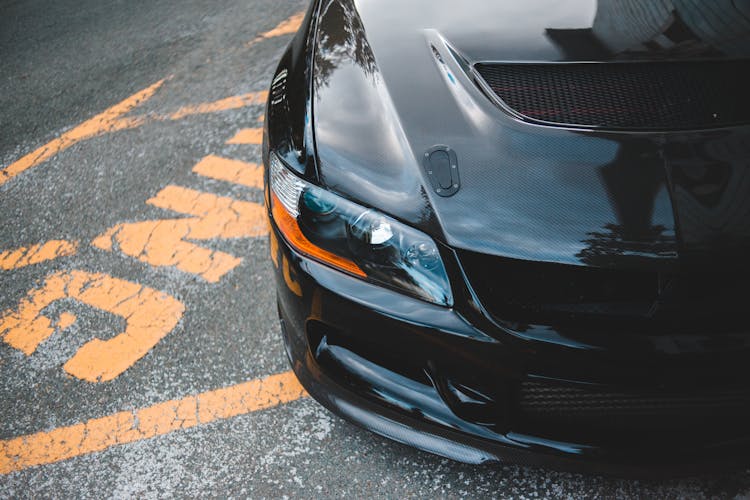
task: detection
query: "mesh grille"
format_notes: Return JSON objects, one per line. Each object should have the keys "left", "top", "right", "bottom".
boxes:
{"left": 475, "top": 61, "right": 750, "bottom": 130}
{"left": 519, "top": 381, "right": 750, "bottom": 417}
{"left": 518, "top": 380, "right": 750, "bottom": 436}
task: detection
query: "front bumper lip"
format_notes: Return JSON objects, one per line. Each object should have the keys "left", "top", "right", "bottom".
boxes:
{"left": 270, "top": 219, "right": 750, "bottom": 476}
{"left": 284, "top": 316, "right": 750, "bottom": 478}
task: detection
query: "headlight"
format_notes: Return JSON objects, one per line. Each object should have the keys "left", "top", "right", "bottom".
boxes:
{"left": 269, "top": 152, "right": 453, "bottom": 306}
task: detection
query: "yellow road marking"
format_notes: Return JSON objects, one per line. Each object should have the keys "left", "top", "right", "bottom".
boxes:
{"left": 226, "top": 128, "right": 263, "bottom": 145}
{"left": 0, "top": 240, "right": 78, "bottom": 270}
{"left": 247, "top": 12, "right": 305, "bottom": 47}
{"left": 0, "top": 371, "right": 307, "bottom": 474}
{"left": 0, "top": 14, "right": 286, "bottom": 188}
{"left": 259, "top": 11, "right": 305, "bottom": 38}
{"left": 192, "top": 154, "right": 263, "bottom": 188}
{"left": 167, "top": 92, "right": 267, "bottom": 121}
{"left": 92, "top": 185, "right": 267, "bottom": 282}
{"left": 0, "top": 80, "right": 165, "bottom": 188}
{"left": 0, "top": 270, "right": 185, "bottom": 382}
{"left": 56, "top": 312, "right": 76, "bottom": 330}
{"left": 1, "top": 90, "right": 268, "bottom": 188}
{"left": 0, "top": 9, "right": 301, "bottom": 466}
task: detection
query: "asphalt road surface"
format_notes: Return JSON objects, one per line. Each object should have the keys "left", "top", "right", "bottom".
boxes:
{"left": 2, "top": 0, "right": 750, "bottom": 497}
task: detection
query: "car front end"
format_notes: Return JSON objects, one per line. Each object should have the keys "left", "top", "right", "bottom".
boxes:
{"left": 263, "top": 0, "right": 750, "bottom": 474}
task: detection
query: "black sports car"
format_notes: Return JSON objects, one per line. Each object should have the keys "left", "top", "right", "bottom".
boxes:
{"left": 263, "top": 0, "right": 750, "bottom": 474}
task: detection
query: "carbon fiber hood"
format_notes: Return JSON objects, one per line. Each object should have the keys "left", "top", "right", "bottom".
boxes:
{"left": 312, "top": 0, "right": 750, "bottom": 270}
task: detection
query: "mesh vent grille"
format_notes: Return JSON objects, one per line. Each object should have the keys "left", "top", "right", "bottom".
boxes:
{"left": 475, "top": 61, "right": 750, "bottom": 130}
{"left": 519, "top": 381, "right": 750, "bottom": 417}
{"left": 517, "top": 381, "right": 750, "bottom": 437}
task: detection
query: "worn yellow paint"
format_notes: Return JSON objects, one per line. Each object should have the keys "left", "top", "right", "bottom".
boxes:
{"left": 0, "top": 80, "right": 165, "bottom": 187}
{"left": 247, "top": 12, "right": 305, "bottom": 47}
{"left": 56, "top": 312, "right": 77, "bottom": 330}
{"left": 167, "top": 92, "right": 268, "bottom": 121}
{"left": 260, "top": 12, "right": 305, "bottom": 38}
{"left": 92, "top": 185, "right": 267, "bottom": 282}
{"left": 0, "top": 240, "right": 78, "bottom": 270}
{"left": 192, "top": 155, "right": 263, "bottom": 188}
{"left": 226, "top": 128, "right": 263, "bottom": 145}
{"left": 0, "top": 270, "right": 185, "bottom": 382}
{"left": 0, "top": 371, "right": 307, "bottom": 474}
{"left": 0, "top": 89, "right": 271, "bottom": 187}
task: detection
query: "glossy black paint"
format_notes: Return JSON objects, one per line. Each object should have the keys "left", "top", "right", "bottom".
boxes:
{"left": 309, "top": 0, "right": 750, "bottom": 268}
{"left": 264, "top": 0, "right": 750, "bottom": 473}
{"left": 269, "top": 223, "right": 750, "bottom": 474}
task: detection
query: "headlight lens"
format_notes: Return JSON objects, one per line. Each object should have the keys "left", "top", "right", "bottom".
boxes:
{"left": 269, "top": 152, "right": 453, "bottom": 306}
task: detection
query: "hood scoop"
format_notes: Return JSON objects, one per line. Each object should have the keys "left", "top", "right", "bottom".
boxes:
{"left": 475, "top": 60, "right": 750, "bottom": 131}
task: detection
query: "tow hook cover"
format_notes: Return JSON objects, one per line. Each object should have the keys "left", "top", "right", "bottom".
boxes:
{"left": 423, "top": 145, "right": 460, "bottom": 197}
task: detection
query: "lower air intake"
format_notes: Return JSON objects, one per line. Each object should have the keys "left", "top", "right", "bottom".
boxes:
{"left": 519, "top": 381, "right": 750, "bottom": 416}
{"left": 517, "top": 380, "right": 750, "bottom": 438}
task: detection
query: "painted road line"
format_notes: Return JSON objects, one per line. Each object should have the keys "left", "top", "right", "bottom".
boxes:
{"left": 247, "top": 11, "right": 305, "bottom": 47}
{"left": 192, "top": 155, "right": 263, "bottom": 188}
{"left": 0, "top": 80, "right": 165, "bottom": 188}
{"left": 92, "top": 185, "right": 267, "bottom": 283}
{"left": 226, "top": 128, "right": 263, "bottom": 145}
{"left": 166, "top": 92, "right": 267, "bottom": 121}
{"left": 260, "top": 12, "right": 305, "bottom": 38}
{"left": 1, "top": 90, "right": 267, "bottom": 188}
{"left": 0, "top": 270, "right": 185, "bottom": 382}
{"left": 0, "top": 371, "right": 308, "bottom": 474}
{"left": 1, "top": 11, "right": 291, "bottom": 188}
{"left": 0, "top": 240, "right": 78, "bottom": 270}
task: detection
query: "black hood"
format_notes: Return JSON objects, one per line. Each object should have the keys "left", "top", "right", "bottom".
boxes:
{"left": 311, "top": 0, "right": 750, "bottom": 271}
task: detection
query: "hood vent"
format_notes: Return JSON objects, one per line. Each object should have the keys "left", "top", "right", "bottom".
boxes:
{"left": 475, "top": 61, "right": 750, "bottom": 130}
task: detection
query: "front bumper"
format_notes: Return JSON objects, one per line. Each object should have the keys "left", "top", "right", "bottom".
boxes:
{"left": 269, "top": 217, "right": 750, "bottom": 476}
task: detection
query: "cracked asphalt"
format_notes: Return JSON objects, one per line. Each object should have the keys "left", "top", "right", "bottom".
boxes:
{"left": 2, "top": 0, "right": 750, "bottom": 497}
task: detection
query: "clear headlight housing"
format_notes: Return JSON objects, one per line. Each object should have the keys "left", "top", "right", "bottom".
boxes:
{"left": 269, "top": 152, "right": 453, "bottom": 306}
